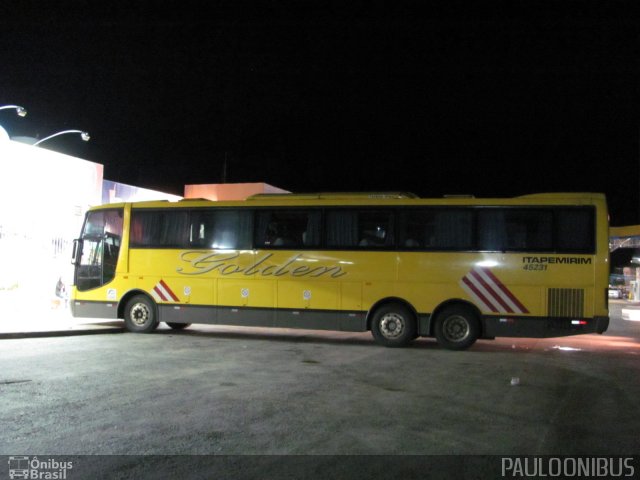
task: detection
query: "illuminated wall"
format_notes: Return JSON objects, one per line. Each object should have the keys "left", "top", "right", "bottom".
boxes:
{"left": 184, "top": 182, "right": 289, "bottom": 201}
{"left": 0, "top": 139, "right": 103, "bottom": 312}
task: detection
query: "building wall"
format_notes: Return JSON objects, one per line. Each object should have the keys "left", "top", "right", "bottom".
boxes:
{"left": 0, "top": 140, "right": 104, "bottom": 313}
{"left": 184, "top": 182, "right": 289, "bottom": 201}
{"left": 103, "top": 179, "right": 182, "bottom": 204}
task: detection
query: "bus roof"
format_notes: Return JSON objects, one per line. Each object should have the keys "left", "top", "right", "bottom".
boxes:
{"left": 89, "top": 192, "right": 606, "bottom": 210}
{"left": 247, "top": 192, "right": 419, "bottom": 200}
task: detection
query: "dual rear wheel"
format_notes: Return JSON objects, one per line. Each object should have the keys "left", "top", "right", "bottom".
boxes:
{"left": 433, "top": 305, "right": 480, "bottom": 350}
{"left": 370, "top": 302, "right": 480, "bottom": 350}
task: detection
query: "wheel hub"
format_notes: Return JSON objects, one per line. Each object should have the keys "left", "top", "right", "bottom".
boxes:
{"left": 443, "top": 315, "right": 470, "bottom": 341}
{"left": 131, "top": 304, "right": 150, "bottom": 326}
{"left": 380, "top": 313, "right": 404, "bottom": 339}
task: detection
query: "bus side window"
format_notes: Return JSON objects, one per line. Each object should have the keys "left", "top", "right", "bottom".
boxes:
{"left": 256, "top": 209, "right": 319, "bottom": 249}
{"left": 303, "top": 211, "right": 321, "bottom": 247}
{"left": 131, "top": 217, "right": 143, "bottom": 245}
{"left": 506, "top": 209, "right": 552, "bottom": 251}
{"left": 433, "top": 209, "right": 473, "bottom": 250}
{"left": 131, "top": 210, "right": 190, "bottom": 248}
{"left": 326, "top": 210, "right": 358, "bottom": 248}
{"left": 556, "top": 208, "right": 594, "bottom": 253}
{"left": 479, "top": 208, "right": 553, "bottom": 252}
{"left": 326, "top": 209, "right": 392, "bottom": 249}
{"left": 191, "top": 209, "right": 252, "bottom": 250}
{"left": 478, "top": 210, "right": 506, "bottom": 251}
{"left": 357, "top": 210, "right": 392, "bottom": 247}
{"left": 398, "top": 210, "right": 424, "bottom": 248}
{"left": 255, "top": 214, "right": 287, "bottom": 247}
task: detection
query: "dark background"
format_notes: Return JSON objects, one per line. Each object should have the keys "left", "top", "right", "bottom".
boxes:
{"left": 1, "top": 1, "right": 639, "bottom": 224}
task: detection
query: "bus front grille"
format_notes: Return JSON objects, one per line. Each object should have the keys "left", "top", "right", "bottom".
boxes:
{"left": 547, "top": 288, "right": 584, "bottom": 318}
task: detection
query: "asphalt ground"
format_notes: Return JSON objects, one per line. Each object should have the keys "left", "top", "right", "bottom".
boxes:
{"left": 0, "top": 301, "right": 638, "bottom": 478}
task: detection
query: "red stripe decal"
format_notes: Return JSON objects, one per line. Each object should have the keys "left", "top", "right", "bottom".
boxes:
{"left": 462, "top": 276, "right": 500, "bottom": 313}
{"left": 153, "top": 285, "right": 168, "bottom": 302}
{"left": 469, "top": 269, "right": 514, "bottom": 313}
{"left": 159, "top": 279, "right": 180, "bottom": 302}
{"left": 480, "top": 267, "right": 529, "bottom": 314}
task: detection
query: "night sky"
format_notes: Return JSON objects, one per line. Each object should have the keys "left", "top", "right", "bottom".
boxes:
{"left": 1, "top": 1, "right": 639, "bottom": 225}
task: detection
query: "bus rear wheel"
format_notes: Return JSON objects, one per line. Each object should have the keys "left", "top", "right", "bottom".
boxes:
{"left": 166, "top": 322, "right": 191, "bottom": 330}
{"left": 124, "top": 295, "right": 159, "bottom": 333}
{"left": 434, "top": 305, "right": 480, "bottom": 350}
{"left": 370, "top": 303, "right": 417, "bottom": 347}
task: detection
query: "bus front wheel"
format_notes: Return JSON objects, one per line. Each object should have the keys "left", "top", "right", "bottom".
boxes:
{"left": 370, "top": 303, "right": 417, "bottom": 347}
{"left": 434, "top": 305, "right": 480, "bottom": 350}
{"left": 124, "top": 295, "right": 159, "bottom": 333}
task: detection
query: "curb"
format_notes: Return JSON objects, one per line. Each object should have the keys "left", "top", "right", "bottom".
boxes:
{"left": 0, "top": 326, "right": 125, "bottom": 339}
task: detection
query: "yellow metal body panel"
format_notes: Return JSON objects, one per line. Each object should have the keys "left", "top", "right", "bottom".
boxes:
{"left": 71, "top": 193, "right": 609, "bottom": 324}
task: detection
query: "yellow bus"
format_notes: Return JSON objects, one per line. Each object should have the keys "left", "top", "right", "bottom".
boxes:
{"left": 71, "top": 192, "right": 609, "bottom": 350}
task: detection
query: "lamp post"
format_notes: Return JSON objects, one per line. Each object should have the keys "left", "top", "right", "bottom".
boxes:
{"left": 33, "top": 129, "right": 90, "bottom": 146}
{"left": 0, "top": 105, "right": 27, "bottom": 117}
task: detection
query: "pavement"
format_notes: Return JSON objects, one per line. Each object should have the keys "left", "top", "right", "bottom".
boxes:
{"left": 2, "top": 304, "right": 639, "bottom": 463}
{"left": 1, "top": 297, "right": 639, "bottom": 479}
{"left": 618, "top": 299, "right": 640, "bottom": 321}
{"left": 0, "top": 305, "right": 124, "bottom": 339}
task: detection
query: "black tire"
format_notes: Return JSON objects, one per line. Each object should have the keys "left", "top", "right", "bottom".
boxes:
{"left": 124, "top": 295, "right": 159, "bottom": 333}
{"left": 370, "top": 303, "right": 417, "bottom": 347}
{"left": 166, "top": 322, "right": 191, "bottom": 330}
{"left": 434, "top": 305, "right": 480, "bottom": 350}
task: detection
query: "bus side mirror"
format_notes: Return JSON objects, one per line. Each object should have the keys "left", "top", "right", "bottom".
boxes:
{"left": 71, "top": 239, "right": 82, "bottom": 265}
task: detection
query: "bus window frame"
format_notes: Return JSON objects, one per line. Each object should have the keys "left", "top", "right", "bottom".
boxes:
{"left": 125, "top": 204, "right": 596, "bottom": 255}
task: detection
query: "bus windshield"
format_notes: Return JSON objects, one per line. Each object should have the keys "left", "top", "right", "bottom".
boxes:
{"left": 73, "top": 208, "right": 123, "bottom": 291}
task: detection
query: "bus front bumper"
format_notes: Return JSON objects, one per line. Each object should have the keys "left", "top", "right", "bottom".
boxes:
{"left": 71, "top": 300, "right": 119, "bottom": 319}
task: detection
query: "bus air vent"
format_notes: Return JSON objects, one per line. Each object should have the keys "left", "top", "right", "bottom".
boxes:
{"left": 547, "top": 288, "right": 584, "bottom": 318}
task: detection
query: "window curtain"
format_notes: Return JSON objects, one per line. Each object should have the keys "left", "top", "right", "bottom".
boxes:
{"left": 434, "top": 210, "right": 473, "bottom": 249}
{"left": 326, "top": 210, "right": 358, "bottom": 247}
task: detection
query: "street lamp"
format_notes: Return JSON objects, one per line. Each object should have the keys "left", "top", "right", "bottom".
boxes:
{"left": 0, "top": 105, "right": 27, "bottom": 117}
{"left": 33, "top": 129, "right": 90, "bottom": 146}
{"left": 0, "top": 105, "right": 27, "bottom": 141}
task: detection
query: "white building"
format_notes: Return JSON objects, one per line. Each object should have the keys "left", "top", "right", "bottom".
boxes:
{"left": 0, "top": 139, "right": 179, "bottom": 317}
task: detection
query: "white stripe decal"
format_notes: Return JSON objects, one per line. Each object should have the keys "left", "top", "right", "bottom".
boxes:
{"left": 466, "top": 270, "right": 509, "bottom": 314}
{"left": 474, "top": 267, "right": 521, "bottom": 313}
{"left": 155, "top": 282, "right": 172, "bottom": 301}
{"left": 459, "top": 278, "right": 495, "bottom": 313}
{"left": 459, "top": 267, "right": 528, "bottom": 315}
{"left": 150, "top": 280, "right": 179, "bottom": 303}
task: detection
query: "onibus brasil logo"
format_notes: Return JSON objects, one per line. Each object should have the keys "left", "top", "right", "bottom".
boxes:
{"left": 8, "top": 456, "right": 73, "bottom": 479}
